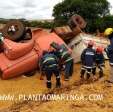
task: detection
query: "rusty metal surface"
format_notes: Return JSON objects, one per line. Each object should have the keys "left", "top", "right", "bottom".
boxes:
{"left": 52, "top": 15, "right": 86, "bottom": 41}
{"left": 68, "top": 14, "right": 87, "bottom": 29}
{"left": 52, "top": 26, "right": 75, "bottom": 41}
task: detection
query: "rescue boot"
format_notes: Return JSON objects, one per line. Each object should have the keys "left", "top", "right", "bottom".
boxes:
{"left": 47, "top": 82, "right": 51, "bottom": 89}
{"left": 64, "top": 76, "right": 69, "bottom": 81}
{"left": 80, "top": 74, "right": 84, "bottom": 79}
{"left": 92, "top": 68, "right": 96, "bottom": 75}
{"left": 80, "top": 69, "right": 85, "bottom": 79}
{"left": 56, "top": 78, "right": 61, "bottom": 88}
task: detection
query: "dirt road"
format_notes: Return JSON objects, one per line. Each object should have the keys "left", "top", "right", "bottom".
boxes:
{"left": 0, "top": 61, "right": 113, "bottom": 112}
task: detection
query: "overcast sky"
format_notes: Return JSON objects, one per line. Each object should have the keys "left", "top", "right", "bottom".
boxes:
{"left": 0, "top": 0, "right": 113, "bottom": 20}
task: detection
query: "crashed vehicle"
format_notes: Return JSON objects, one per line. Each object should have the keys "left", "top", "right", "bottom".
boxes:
{"left": 0, "top": 14, "right": 108, "bottom": 79}
{"left": 68, "top": 33, "right": 109, "bottom": 63}
{"left": 52, "top": 14, "right": 109, "bottom": 63}
{"left": 0, "top": 20, "right": 69, "bottom": 79}
{"left": 51, "top": 14, "right": 87, "bottom": 42}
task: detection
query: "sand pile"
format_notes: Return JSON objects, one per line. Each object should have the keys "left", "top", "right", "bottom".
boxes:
{"left": 0, "top": 61, "right": 113, "bottom": 112}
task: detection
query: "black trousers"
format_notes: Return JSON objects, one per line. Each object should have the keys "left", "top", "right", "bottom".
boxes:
{"left": 81, "top": 66, "right": 92, "bottom": 79}
{"left": 45, "top": 68, "right": 61, "bottom": 88}
{"left": 92, "top": 66, "right": 96, "bottom": 75}
{"left": 65, "top": 59, "right": 74, "bottom": 79}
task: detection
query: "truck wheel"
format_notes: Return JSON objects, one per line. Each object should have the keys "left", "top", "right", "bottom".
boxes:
{"left": 2, "top": 20, "right": 25, "bottom": 41}
{"left": 68, "top": 14, "right": 86, "bottom": 29}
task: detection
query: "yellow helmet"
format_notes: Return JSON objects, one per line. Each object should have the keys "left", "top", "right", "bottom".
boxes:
{"left": 104, "top": 28, "right": 113, "bottom": 36}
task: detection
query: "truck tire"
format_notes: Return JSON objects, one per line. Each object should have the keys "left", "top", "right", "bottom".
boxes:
{"left": 2, "top": 20, "right": 25, "bottom": 41}
{"left": 68, "top": 14, "right": 86, "bottom": 29}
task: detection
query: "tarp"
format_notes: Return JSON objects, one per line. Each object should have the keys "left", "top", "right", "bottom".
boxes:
{"left": 68, "top": 33, "right": 109, "bottom": 63}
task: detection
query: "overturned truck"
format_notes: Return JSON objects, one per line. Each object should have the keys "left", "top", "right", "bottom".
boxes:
{"left": 0, "top": 20, "right": 69, "bottom": 79}
{"left": 52, "top": 14, "right": 109, "bottom": 63}
{"left": 0, "top": 14, "right": 109, "bottom": 79}
{"left": 68, "top": 33, "right": 109, "bottom": 63}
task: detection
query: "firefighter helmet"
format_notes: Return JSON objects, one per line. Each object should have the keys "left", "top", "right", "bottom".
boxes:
{"left": 104, "top": 28, "right": 113, "bottom": 36}
{"left": 96, "top": 46, "right": 103, "bottom": 53}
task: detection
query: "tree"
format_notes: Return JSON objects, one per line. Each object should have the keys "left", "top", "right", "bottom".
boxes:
{"left": 53, "top": 0, "right": 110, "bottom": 32}
{"left": 94, "top": 15, "right": 113, "bottom": 32}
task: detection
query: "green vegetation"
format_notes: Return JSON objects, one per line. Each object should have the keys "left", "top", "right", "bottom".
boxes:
{"left": 0, "top": 19, "right": 54, "bottom": 29}
{"left": 52, "top": 0, "right": 113, "bottom": 33}
{"left": 0, "top": 0, "right": 113, "bottom": 33}
{"left": 28, "top": 21, "right": 54, "bottom": 29}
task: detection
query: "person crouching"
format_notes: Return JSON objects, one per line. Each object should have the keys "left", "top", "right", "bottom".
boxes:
{"left": 94, "top": 46, "right": 105, "bottom": 78}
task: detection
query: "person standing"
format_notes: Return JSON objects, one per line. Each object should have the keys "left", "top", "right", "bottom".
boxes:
{"left": 40, "top": 51, "right": 61, "bottom": 88}
{"left": 92, "top": 46, "right": 105, "bottom": 78}
{"left": 104, "top": 28, "right": 113, "bottom": 84}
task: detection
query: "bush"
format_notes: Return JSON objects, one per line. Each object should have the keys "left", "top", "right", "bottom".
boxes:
{"left": 29, "top": 21, "right": 54, "bottom": 29}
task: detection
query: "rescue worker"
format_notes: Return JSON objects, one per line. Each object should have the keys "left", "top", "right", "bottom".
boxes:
{"left": 50, "top": 42, "right": 73, "bottom": 81}
{"left": 80, "top": 40, "right": 96, "bottom": 80}
{"left": 104, "top": 27, "right": 113, "bottom": 83}
{"left": 40, "top": 51, "right": 61, "bottom": 88}
{"left": 92, "top": 46, "right": 105, "bottom": 78}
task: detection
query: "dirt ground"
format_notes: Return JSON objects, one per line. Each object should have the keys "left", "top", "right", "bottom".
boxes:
{"left": 0, "top": 61, "right": 113, "bottom": 112}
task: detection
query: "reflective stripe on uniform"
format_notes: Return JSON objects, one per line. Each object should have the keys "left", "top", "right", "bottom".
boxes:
{"left": 105, "top": 48, "right": 108, "bottom": 52}
{"left": 48, "top": 64, "right": 58, "bottom": 68}
{"left": 56, "top": 76, "right": 60, "bottom": 79}
{"left": 65, "top": 57, "right": 73, "bottom": 63}
{"left": 93, "top": 66, "right": 96, "bottom": 68}
{"left": 110, "top": 62, "right": 113, "bottom": 66}
{"left": 61, "top": 51, "right": 68, "bottom": 58}
{"left": 47, "top": 80, "right": 51, "bottom": 83}
{"left": 83, "top": 66, "right": 93, "bottom": 69}
{"left": 43, "top": 58, "right": 55, "bottom": 64}
{"left": 86, "top": 71, "right": 91, "bottom": 74}
{"left": 85, "top": 52, "right": 94, "bottom": 55}
{"left": 81, "top": 67, "right": 86, "bottom": 70}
